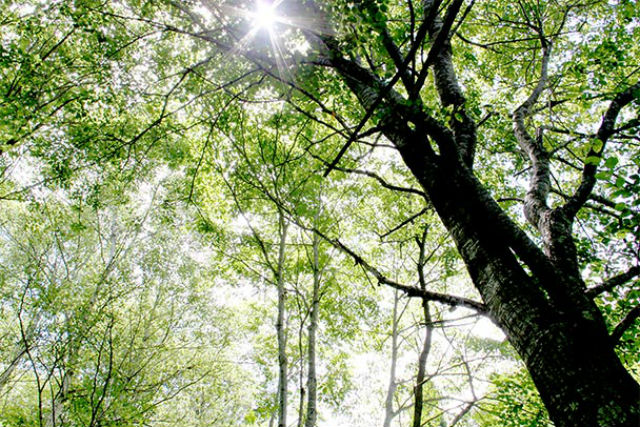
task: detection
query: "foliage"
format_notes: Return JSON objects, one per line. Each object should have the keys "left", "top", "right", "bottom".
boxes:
{"left": 1, "top": 0, "right": 639, "bottom": 426}
{"left": 476, "top": 369, "right": 552, "bottom": 427}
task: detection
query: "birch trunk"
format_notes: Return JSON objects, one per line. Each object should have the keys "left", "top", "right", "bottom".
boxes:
{"left": 382, "top": 290, "right": 401, "bottom": 427}
{"left": 276, "top": 212, "right": 289, "bottom": 427}
{"left": 304, "top": 232, "right": 320, "bottom": 427}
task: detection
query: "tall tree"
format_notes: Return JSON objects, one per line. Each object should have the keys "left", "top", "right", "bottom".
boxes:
{"left": 159, "top": 1, "right": 640, "bottom": 425}
{"left": 275, "top": 210, "right": 289, "bottom": 427}
{"left": 3, "top": 0, "right": 640, "bottom": 426}
{"left": 304, "top": 221, "right": 322, "bottom": 427}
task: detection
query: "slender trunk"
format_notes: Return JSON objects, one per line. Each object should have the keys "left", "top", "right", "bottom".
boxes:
{"left": 1, "top": 310, "right": 42, "bottom": 393}
{"left": 276, "top": 212, "right": 289, "bottom": 427}
{"left": 46, "top": 354, "right": 73, "bottom": 427}
{"left": 0, "top": 348, "right": 26, "bottom": 393}
{"left": 383, "top": 290, "right": 401, "bottom": 427}
{"left": 304, "top": 232, "right": 320, "bottom": 427}
{"left": 297, "top": 328, "right": 305, "bottom": 427}
{"left": 412, "top": 301, "right": 432, "bottom": 427}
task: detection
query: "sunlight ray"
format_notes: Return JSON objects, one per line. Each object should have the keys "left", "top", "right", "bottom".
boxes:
{"left": 210, "top": 0, "right": 332, "bottom": 84}
{"left": 268, "top": 29, "right": 294, "bottom": 85}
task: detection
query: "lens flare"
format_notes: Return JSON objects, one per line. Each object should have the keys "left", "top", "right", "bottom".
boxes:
{"left": 253, "top": 0, "right": 277, "bottom": 30}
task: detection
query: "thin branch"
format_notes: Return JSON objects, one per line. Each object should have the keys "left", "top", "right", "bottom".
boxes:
{"left": 335, "top": 167, "right": 426, "bottom": 198}
{"left": 221, "top": 173, "right": 276, "bottom": 275}
{"left": 611, "top": 306, "right": 640, "bottom": 345}
{"left": 563, "top": 82, "right": 640, "bottom": 218}
{"left": 586, "top": 266, "right": 640, "bottom": 298}
{"left": 316, "top": 231, "right": 486, "bottom": 313}
{"left": 307, "top": 150, "right": 426, "bottom": 197}
{"left": 381, "top": 208, "right": 429, "bottom": 239}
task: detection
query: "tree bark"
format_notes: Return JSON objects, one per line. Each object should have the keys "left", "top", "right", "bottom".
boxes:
{"left": 310, "top": 12, "right": 640, "bottom": 424}
{"left": 304, "top": 232, "right": 320, "bottom": 427}
{"left": 383, "top": 290, "right": 401, "bottom": 427}
{"left": 276, "top": 211, "right": 289, "bottom": 427}
{"left": 415, "top": 159, "right": 640, "bottom": 427}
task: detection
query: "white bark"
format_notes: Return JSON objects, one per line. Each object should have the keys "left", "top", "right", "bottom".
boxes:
{"left": 383, "top": 290, "right": 401, "bottom": 427}
{"left": 276, "top": 211, "right": 289, "bottom": 427}
{"left": 304, "top": 232, "right": 320, "bottom": 427}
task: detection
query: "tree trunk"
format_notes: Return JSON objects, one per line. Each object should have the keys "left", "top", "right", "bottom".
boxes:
{"left": 304, "top": 232, "right": 320, "bottom": 427}
{"left": 276, "top": 212, "right": 289, "bottom": 427}
{"left": 383, "top": 290, "right": 401, "bottom": 427}
{"left": 412, "top": 160, "right": 640, "bottom": 427}
{"left": 412, "top": 301, "right": 432, "bottom": 427}
{"left": 310, "top": 10, "right": 640, "bottom": 425}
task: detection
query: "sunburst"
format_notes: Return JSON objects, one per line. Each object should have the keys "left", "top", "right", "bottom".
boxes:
{"left": 212, "top": 0, "right": 327, "bottom": 83}
{"left": 252, "top": 0, "right": 278, "bottom": 30}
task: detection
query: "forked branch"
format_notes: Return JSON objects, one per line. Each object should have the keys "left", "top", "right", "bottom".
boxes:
{"left": 563, "top": 81, "right": 640, "bottom": 218}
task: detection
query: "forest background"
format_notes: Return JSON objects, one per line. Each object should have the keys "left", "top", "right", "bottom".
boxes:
{"left": 0, "top": 1, "right": 639, "bottom": 426}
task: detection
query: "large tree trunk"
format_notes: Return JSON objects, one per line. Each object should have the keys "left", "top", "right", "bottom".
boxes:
{"left": 308, "top": 4, "right": 640, "bottom": 425}
{"left": 411, "top": 159, "right": 640, "bottom": 427}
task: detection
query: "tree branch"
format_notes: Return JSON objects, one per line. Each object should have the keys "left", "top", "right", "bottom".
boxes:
{"left": 381, "top": 208, "right": 429, "bottom": 238}
{"left": 317, "top": 232, "right": 487, "bottom": 313}
{"left": 310, "top": 156, "right": 427, "bottom": 198}
{"left": 586, "top": 266, "right": 640, "bottom": 298}
{"left": 611, "top": 306, "right": 640, "bottom": 346}
{"left": 412, "top": 0, "right": 465, "bottom": 99}
{"left": 512, "top": 41, "right": 553, "bottom": 229}
{"left": 415, "top": 0, "right": 477, "bottom": 166}
{"left": 563, "top": 82, "right": 640, "bottom": 218}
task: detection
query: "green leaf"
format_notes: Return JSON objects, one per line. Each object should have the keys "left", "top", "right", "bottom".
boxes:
{"left": 585, "top": 156, "right": 601, "bottom": 165}
{"left": 604, "top": 157, "right": 618, "bottom": 169}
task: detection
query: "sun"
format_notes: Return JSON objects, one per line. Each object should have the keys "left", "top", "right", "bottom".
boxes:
{"left": 218, "top": 0, "right": 325, "bottom": 82}
{"left": 253, "top": 0, "right": 277, "bottom": 31}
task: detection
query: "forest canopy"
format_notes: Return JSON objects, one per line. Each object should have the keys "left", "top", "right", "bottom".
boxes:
{"left": 1, "top": 0, "right": 639, "bottom": 426}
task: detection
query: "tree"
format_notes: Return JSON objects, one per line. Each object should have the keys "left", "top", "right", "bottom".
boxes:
{"left": 476, "top": 368, "right": 551, "bottom": 427}
{"left": 303, "top": 214, "right": 324, "bottom": 427}
{"left": 0, "top": 167, "right": 256, "bottom": 426}
{"left": 2, "top": 0, "right": 640, "bottom": 426}
{"left": 152, "top": 1, "right": 640, "bottom": 425}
